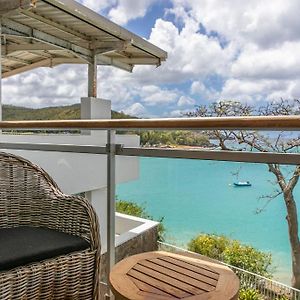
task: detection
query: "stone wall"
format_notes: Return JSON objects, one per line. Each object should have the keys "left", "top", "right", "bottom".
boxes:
{"left": 99, "top": 224, "right": 158, "bottom": 298}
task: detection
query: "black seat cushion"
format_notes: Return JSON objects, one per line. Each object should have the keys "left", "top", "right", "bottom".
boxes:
{"left": 0, "top": 226, "right": 90, "bottom": 272}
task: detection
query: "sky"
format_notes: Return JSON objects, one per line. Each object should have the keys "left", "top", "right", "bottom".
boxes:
{"left": 3, "top": 0, "right": 300, "bottom": 117}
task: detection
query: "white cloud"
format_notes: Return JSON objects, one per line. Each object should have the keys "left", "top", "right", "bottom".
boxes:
{"left": 108, "top": 0, "right": 156, "bottom": 25}
{"left": 77, "top": 0, "right": 155, "bottom": 26}
{"left": 177, "top": 96, "right": 195, "bottom": 107}
{"left": 170, "top": 0, "right": 300, "bottom": 48}
{"left": 190, "top": 81, "right": 206, "bottom": 95}
{"left": 168, "top": 109, "right": 190, "bottom": 117}
{"left": 141, "top": 85, "right": 178, "bottom": 106}
{"left": 219, "top": 79, "right": 292, "bottom": 103}
{"left": 145, "top": 18, "right": 235, "bottom": 84}
{"left": 2, "top": 63, "right": 184, "bottom": 115}
{"left": 3, "top": 65, "right": 87, "bottom": 107}
{"left": 167, "top": 0, "right": 300, "bottom": 104}
{"left": 231, "top": 42, "right": 300, "bottom": 80}
{"left": 190, "top": 81, "right": 218, "bottom": 102}
{"left": 123, "top": 102, "right": 147, "bottom": 117}
{"left": 77, "top": 0, "right": 116, "bottom": 13}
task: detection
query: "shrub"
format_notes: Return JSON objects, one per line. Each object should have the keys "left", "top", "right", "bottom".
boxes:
{"left": 188, "top": 234, "right": 229, "bottom": 261}
{"left": 223, "top": 241, "right": 272, "bottom": 277}
{"left": 238, "top": 287, "right": 290, "bottom": 299}
{"left": 116, "top": 200, "right": 147, "bottom": 218}
{"left": 187, "top": 234, "right": 273, "bottom": 277}
{"left": 239, "top": 289, "right": 263, "bottom": 300}
{"left": 116, "top": 199, "right": 165, "bottom": 241}
{"left": 275, "top": 296, "right": 289, "bottom": 300}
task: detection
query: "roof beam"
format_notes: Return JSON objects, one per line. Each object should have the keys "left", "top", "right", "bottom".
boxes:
{"left": 2, "top": 18, "right": 92, "bottom": 62}
{"left": 92, "top": 41, "right": 130, "bottom": 57}
{"left": 95, "top": 47, "right": 121, "bottom": 55}
{"left": 2, "top": 57, "right": 85, "bottom": 78}
{"left": 20, "top": 10, "right": 90, "bottom": 42}
{"left": 2, "top": 42, "right": 65, "bottom": 59}
{"left": 52, "top": 57, "right": 83, "bottom": 64}
{"left": 97, "top": 55, "right": 133, "bottom": 72}
{"left": 2, "top": 58, "right": 52, "bottom": 78}
{"left": 92, "top": 40, "right": 129, "bottom": 50}
{"left": 0, "top": 0, "right": 36, "bottom": 15}
{"left": 2, "top": 65, "right": 13, "bottom": 71}
{"left": 3, "top": 56, "right": 31, "bottom": 65}
{"left": 2, "top": 43, "right": 61, "bottom": 54}
{"left": 28, "top": 50, "right": 54, "bottom": 59}
{"left": 117, "top": 57, "right": 161, "bottom": 65}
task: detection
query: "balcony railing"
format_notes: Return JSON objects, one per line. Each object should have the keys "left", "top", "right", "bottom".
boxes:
{"left": 0, "top": 116, "right": 300, "bottom": 299}
{"left": 159, "top": 242, "right": 300, "bottom": 300}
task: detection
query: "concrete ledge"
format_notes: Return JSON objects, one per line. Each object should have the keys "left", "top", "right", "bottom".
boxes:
{"left": 100, "top": 214, "right": 159, "bottom": 281}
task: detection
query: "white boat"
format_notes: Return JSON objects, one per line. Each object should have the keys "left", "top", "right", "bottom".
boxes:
{"left": 233, "top": 181, "right": 252, "bottom": 187}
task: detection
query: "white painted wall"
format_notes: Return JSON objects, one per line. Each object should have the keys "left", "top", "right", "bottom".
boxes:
{"left": 0, "top": 134, "right": 139, "bottom": 194}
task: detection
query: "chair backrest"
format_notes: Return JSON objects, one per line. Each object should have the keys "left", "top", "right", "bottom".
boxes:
{"left": 0, "top": 152, "right": 90, "bottom": 236}
{"left": 0, "top": 150, "right": 60, "bottom": 193}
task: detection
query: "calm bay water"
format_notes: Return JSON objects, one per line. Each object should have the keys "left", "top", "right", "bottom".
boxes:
{"left": 117, "top": 157, "right": 300, "bottom": 284}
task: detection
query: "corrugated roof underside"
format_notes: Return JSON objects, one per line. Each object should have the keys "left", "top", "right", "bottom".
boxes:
{"left": 1, "top": 0, "right": 167, "bottom": 77}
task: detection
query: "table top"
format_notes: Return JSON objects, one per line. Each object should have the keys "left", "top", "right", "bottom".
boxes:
{"left": 109, "top": 251, "right": 240, "bottom": 300}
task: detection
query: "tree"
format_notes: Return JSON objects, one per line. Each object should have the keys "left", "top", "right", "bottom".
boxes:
{"left": 138, "top": 130, "right": 211, "bottom": 147}
{"left": 188, "top": 234, "right": 273, "bottom": 277}
{"left": 186, "top": 99, "right": 300, "bottom": 288}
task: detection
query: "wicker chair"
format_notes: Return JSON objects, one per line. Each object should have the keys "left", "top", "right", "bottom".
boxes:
{"left": 0, "top": 152, "right": 101, "bottom": 299}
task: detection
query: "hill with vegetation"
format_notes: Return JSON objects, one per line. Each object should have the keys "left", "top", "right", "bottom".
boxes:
{"left": 2, "top": 104, "right": 133, "bottom": 121}
{"left": 2, "top": 104, "right": 212, "bottom": 147}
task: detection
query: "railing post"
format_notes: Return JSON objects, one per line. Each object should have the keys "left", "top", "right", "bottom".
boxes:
{"left": 0, "top": 18, "right": 2, "bottom": 122}
{"left": 106, "top": 129, "right": 116, "bottom": 298}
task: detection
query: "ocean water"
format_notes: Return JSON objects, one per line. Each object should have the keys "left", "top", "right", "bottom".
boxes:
{"left": 117, "top": 157, "right": 300, "bottom": 284}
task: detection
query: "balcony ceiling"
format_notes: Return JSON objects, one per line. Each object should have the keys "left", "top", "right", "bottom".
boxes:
{"left": 0, "top": 0, "right": 167, "bottom": 78}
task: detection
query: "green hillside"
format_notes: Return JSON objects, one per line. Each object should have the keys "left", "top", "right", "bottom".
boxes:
{"left": 2, "top": 104, "right": 211, "bottom": 147}
{"left": 2, "top": 104, "right": 135, "bottom": 121}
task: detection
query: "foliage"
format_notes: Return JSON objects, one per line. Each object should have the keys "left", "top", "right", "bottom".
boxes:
{"left": 138, "top": 130, "right": 211, "bottom": 147}
{"left": 223, "top": 241, "right": 272, "bottom": 277}
{"left": 116, "top": 199, "right": 165, "bottom": 242}
{"left": 238, "top": 288, "right": 290, "bottom": 300}
{"left": 116, "top": 200, "right": 148, "bottom": 218}
{"left": 188, "top": 234, "right": 229, "bottom": 261}
{"left": 188, "top": 234, "right": 273, "bottom": 277}
{"left": 239, "top": 289, "right": 263, "bottom": 300}
{"left": 275, "top": 296, "right": 289, "bottom": 300}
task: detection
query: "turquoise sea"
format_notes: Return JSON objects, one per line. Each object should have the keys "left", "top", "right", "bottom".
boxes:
{"left": 117, "top": 157, "right": 300, "bottom": 284}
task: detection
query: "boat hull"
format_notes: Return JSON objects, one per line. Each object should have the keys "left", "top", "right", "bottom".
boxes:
{"left": 233, "top": 182, "right": 252, "bottom": 187}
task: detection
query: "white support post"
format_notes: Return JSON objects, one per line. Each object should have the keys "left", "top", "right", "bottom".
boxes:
{"left": 88, "top": 52, "right": 97, "bottom": 98}
{"left": 106, "top": 129, "right": 116, "bottom": 298}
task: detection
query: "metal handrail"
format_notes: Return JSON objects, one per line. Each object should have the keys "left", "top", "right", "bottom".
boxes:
{"left": 0, "top": 115, "right": 300, "bottom": 130}
{"left": 0, "top": 142, "right": 300, "bottom": 165}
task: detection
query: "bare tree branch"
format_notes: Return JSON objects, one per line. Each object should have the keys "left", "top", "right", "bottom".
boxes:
{"left": 256, "top": 189, "right": 283, "bottom": 214}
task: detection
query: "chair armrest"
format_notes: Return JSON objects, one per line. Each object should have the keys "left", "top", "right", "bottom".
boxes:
{"left": 46, "top": 192, "right": 101, "bottom": 252}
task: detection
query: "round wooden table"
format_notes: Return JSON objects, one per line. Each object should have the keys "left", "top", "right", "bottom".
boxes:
{"left": 109, "top": 251, "right": 240, "bottom": 300}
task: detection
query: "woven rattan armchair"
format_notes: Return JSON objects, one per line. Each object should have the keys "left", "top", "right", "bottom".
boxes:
{"left": 0, "top": 152, "right": 101, "bottom": 299}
